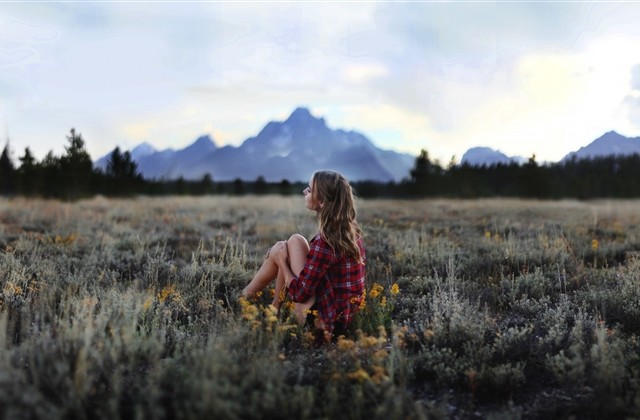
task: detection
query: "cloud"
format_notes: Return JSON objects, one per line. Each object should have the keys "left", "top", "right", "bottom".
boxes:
{"left": 623, "top": 64, "right": 640, "bottom": 127}
{"left": 341, "top": 63, "right": 389, "bottom": 84}
{"left": 5, "top": 2, "right": 640, "bottom": 165}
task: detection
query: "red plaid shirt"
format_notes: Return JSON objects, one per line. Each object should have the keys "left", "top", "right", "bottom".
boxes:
{"left": 288, "top": 233, "right": 366, "bottom": 334}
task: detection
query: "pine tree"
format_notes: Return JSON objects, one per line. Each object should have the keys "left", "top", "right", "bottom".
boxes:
{"left": 40, "top": 151, "right": 61, "bottom": 198}
{"left": 17, "top": 147, "right": 38, "bottom": 196}
{"left": 410, "top": 149, "right": 438, "bottom": 196}
{"left": 59, "top": 128, "right": 93, "bottom": 199}
{"left": 105, "top": 147, "right": 141, "bottom": 195}
{"left": 0, "top": 143, "right": 16, "bottom": 195}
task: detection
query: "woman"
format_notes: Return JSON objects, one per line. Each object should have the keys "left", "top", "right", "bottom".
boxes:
{"left": 241, "top": 170, "right": 366, "bottom": 340}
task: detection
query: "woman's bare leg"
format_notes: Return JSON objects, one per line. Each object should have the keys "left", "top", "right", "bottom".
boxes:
{"left": 272, "top": 268, "right": 287, "bottom": 309}
{"left": 241, "top": 241, "right": 283, "bottom": 299}
{"left": 242, "top": 234, "right": 315, "bottom": 319}
{"left": 286, "top": 234, "right": 316, "bottom": 324}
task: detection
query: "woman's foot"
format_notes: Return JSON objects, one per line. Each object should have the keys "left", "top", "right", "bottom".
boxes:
{"left": 240, "top": 287, "right": 254, "bottom": 299}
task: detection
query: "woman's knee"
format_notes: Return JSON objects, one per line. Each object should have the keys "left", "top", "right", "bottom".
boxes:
{"left": 288, "top": 233, "right": 306, "bottom": 243}
{"left": 287, "top": 234, "right": 309, "bottom": 251}
{"left": 265, "top": 240, "right": 285, "bottom": 261}
{"left": 287, "top": 234, "right": 310, "bottom": 274}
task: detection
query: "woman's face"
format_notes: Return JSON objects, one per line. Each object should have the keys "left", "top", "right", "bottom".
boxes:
{"left": 303, "top": 175, "right": 322, "bottom": 211}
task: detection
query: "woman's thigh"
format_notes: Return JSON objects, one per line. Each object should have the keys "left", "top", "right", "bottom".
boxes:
{"left": 287, "top": 233, "right": 310, "bottom": 275}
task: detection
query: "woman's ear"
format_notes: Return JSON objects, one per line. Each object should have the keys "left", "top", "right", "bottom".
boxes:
{"left": 319, "top": 201, "right": 324, "bottom": 208}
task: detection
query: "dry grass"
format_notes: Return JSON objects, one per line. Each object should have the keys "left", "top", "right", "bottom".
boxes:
{"left": 0, "top": 195, "right": 639, "bottom": 419}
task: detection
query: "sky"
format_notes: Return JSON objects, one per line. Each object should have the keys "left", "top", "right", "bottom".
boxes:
{"left": 3, "top": 1, "right": 640, "bottom": 166}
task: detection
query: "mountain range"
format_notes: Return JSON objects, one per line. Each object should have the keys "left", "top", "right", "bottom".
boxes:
{"left": 461, "top": 147, "right": 526, "bottom": 166}
{"left": 561, "top": 130, "right": 640, "bottom": 161}
{"left": 96, "top": 107, "right": 415, "bottom": 183}
{"left": 96, "top": 108, "right": 640, "bottom": 181}
{"left": 460, "top": 131, "right": 640, "bottom": 167}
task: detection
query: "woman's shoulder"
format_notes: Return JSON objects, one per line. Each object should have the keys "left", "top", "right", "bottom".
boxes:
{"left": 310, "top": 232, "right": 322, "bottom": 241}
{"left": 310, "top": 232, "right": 325, "bottom": 246}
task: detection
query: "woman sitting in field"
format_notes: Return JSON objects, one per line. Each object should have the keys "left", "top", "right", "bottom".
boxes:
{"left": 241, "top": 170, "right": 366, "bottom": 341}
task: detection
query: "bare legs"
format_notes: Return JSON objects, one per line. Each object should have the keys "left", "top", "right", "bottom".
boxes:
{"left": 285, "top": 234, "right": 316, "bottom": 323}
{"left": 241, "top": 244, "right": 282, "bottom": 300}
{"left": 241, "top": 234, "right": 315, "bottom": 323}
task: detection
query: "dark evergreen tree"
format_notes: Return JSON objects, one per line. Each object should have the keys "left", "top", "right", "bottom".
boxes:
{"left": 175, "top": 176, "right": 187, "bottom": 195}
{"left": 17, "top": 147, "right": 38, "bottom": 196}
{"left": 40, "top": 151, "right": 61, "bottom": 198}
{"left": 0, "top": 143, "right": 16, "bottom": 195}
{"left": 196, "top": 173, "right": 214, "bottom": 195}
{"left": 233, "top": 178, "right": 245, "bottom": 195}
{"left": 278, "top": 179, "right": 292, "bottom": 195}
{"left": 254, "top": 175, "right": 268, "bottom": 194}
{"left": 410, "top": 149, "right": 432, "bottom": 195}
{"left": 59, "top": 128, "right": 93, "bottom": 199}
{"left": 105, "top": 147, "right": 142, "bottom": 195}
{"left": 519, "top": 154, "right": 549, "bottom": 198}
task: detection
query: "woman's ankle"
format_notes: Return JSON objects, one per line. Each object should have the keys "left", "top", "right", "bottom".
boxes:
{"left": 241, "top": 287, "right": 254, "bottom": 299}
{"left": 271, "top": 298, "right": 282, "bottom": 310}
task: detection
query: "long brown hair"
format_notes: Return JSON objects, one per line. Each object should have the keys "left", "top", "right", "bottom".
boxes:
{"left": 312, "top": 170, "right": 363, "bottom": 263}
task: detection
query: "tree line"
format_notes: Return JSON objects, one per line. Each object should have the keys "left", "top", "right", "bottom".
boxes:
{"left": 1, "top": 129, "right": 144, "bottom": 199}
{"left": 0, "top": 129, "right": 305, "bottom": 198}
{"left": 391, "top": 149, "right": 640, "bottom": 199}
{"left": 1, "top": 130, "right": 639, "bottom": 199}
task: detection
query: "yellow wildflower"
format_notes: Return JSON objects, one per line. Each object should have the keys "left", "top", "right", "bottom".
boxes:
{"left": 264, "top": 304, "right": 278, "bottom": 316}
{"left": 591, "top": 239, "right": 599, "bottom": 252}
{"left": 304, "top": 308, "right": 318, "bottom": 317}
{"left": 358, "top": 332, "right": 379, "bottom": 348}
{"left": 357, "top": 290, "right": 367, "bottom": 310}
{"left": 372, "top": 349, "right": 388, "bottom": 362}
{"left": 359, "top": 296, "right": 366, "bottom": 311}
{"left": 347, "top": 368, "right": 370, "bottom": 382}
{"left": 242, "top": 303, "right": 259, "bottom": 321}
{"left": 143, "top": 297, "right": 153, "bottom": 310}
{"left": 394, "top": 325, "right": 409, "bottom": 347}
{"left": 377, "top": 325, "right": 388, "bottom": 341}
{"left": 370, "top": 365, "right": 389, "bottom": 384}
{"left": 337, "top": 336, "right": 356, "bottom": 351}
{"left": 390, "top": 283, "right": 400, "bottom": 296}
{"left": 303, "top": 331, "right": 315, "bottom": 344}
{"left": 423, "top": 328, "right": 435, "bottom": 340}
{"left": 278, "top": 324, "right": 297, "bottom": 332}
{"left": 369, "top": 283, "right": 383, "bottom": 299}
{"left": 197, "top": 298, "right": 213, "bottom": 311}
{"left": 3, "top": 282, "right": 23, "bottom": 297}
{"left": 157, "top": 285, "right": 182, "bottom": 304}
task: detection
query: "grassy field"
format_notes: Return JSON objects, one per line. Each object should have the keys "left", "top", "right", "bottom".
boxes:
{"left": 0, "top": 195, "right": 639, "bottom": 419}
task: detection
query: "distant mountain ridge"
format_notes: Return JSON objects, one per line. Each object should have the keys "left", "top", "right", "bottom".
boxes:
{"left": 96, "top": 107, "right": 415, "bottom": 182}
{"left": 461, "top": 147, "right": 525, "bottom": 166}
{"left": 96, "top": 111, "right": 640, "bottom": 180}
{"left": 561, "top": 131, "right": 640, "bottom": 161}
{"left": 459, "top": 131, "right": 640, "bottom": 167}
